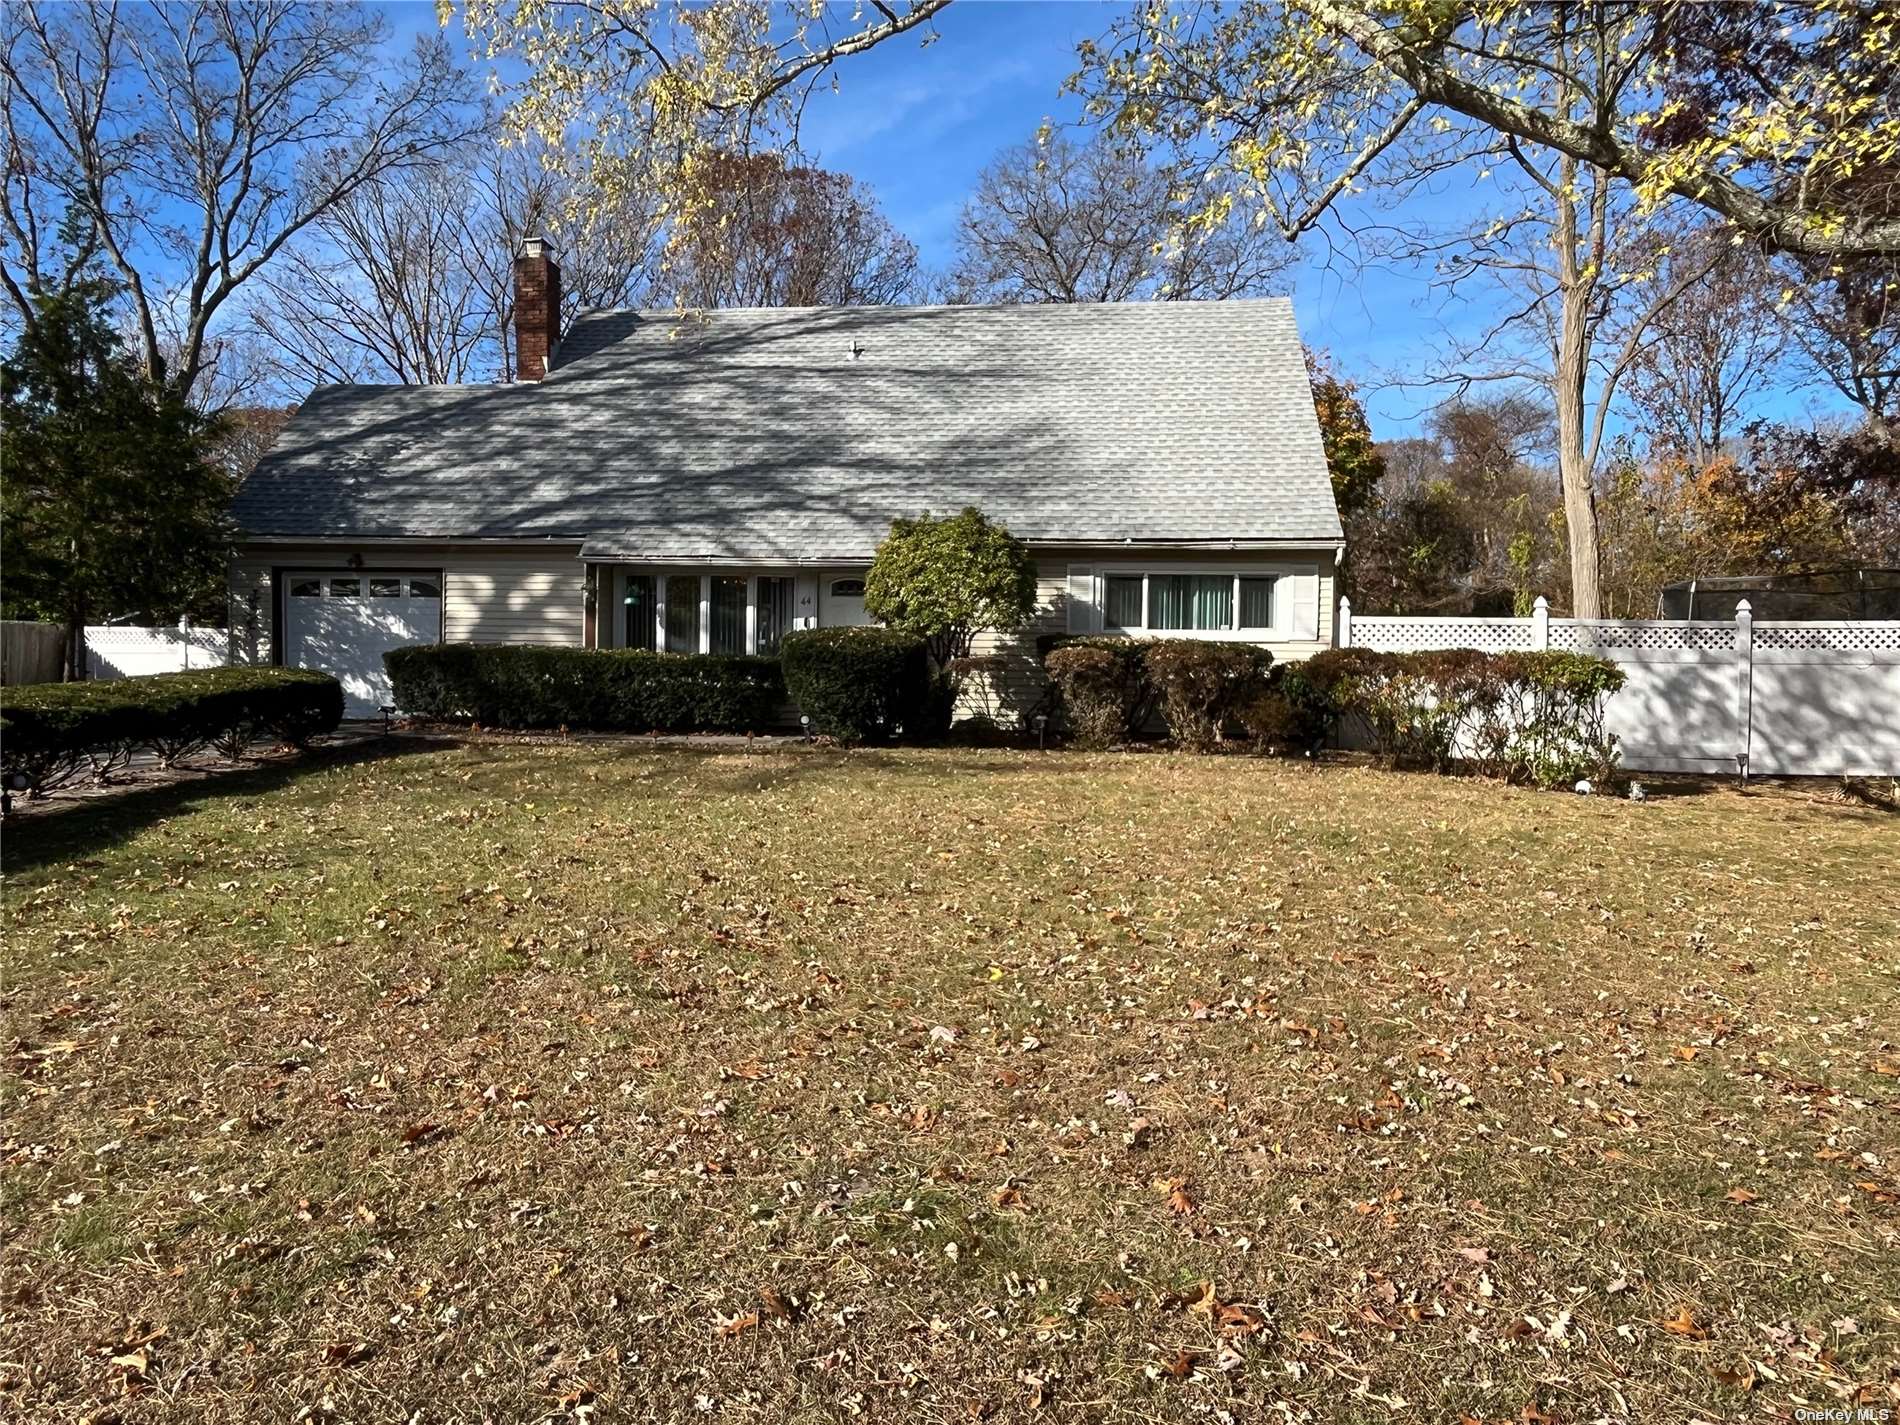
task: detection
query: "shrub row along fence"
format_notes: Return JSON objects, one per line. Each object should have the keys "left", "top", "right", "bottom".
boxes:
{"left": 1339, "top": 597, "right": 1900, "bottom": 776}
{"left": 1041, "top": 637, "right": 1623, "bottom": 786}
{"left": 0, "top": 668, "right": 345, "bottom": 796}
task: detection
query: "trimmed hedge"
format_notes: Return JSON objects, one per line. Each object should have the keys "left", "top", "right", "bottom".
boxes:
{"left": 1043, "top": 637, "right": 1155, "bottom": 749}
{"left": 779, "top": 627, "right": 930, "bottom": 743}
{"left": 1141, "top": 640, "right": 1275, "bottom": 749}
{"left": 383, "top": 644, "right": 786, "bottom": 732}
{"left": 0, "top": 667, "right": 344, "bottom": 791}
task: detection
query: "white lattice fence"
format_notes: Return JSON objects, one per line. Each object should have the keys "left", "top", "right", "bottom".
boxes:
{"left": 1339, "top": 597, "right": 1900, "bottom": 777}
{"left": 85, "top": 624, "right": 233, "bottom": 681}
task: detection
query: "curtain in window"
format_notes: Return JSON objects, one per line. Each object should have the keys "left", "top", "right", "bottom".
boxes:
{"left": 1151, "top": 575, "right": 1232, "bottom": 630}
{"left": 1192, "top": 576, "right": 1232, "bottom": 630}
{"left": 1238, "top": 577, "right": 1275, "bottom": 630}
{"left": 623, "top": 574, "right": 655, "bottom": 651}
{"left": 1105, "top": 576, "right": 1143, "bottom": 630}
{"left": 1150, "top": 575, "right": 1191, "bottom": 630}
{"left": 711, "top": 577, "right": 746, "bottom": 655}
{"left": 756, "top": 577, "right": 794, "bottom": 654}
{"left": 665, "top": 575, "right": 699, "bottom": 653}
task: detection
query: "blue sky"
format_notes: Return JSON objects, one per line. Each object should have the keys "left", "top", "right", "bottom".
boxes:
{"left": 386, "top": 0, "right": 1838, "bottom": 441}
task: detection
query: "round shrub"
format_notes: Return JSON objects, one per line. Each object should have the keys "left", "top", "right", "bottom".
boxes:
{"left": 1141, "top": 640, "right": 1273, "bottom": 749}
{"left": 780, "top": 627, "right": 930, "bottom": 744}
{"left": 1043, "top": 638, "right": 1154, "bottom": 749}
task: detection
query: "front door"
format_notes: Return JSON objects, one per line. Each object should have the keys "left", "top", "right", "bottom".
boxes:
{"left": 819, "top": 573, "right": 872, "bottom": 627}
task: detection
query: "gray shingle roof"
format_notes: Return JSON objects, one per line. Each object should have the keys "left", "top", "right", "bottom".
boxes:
{"left": 232, "top": 299, "right": 1342, "bottom": 560}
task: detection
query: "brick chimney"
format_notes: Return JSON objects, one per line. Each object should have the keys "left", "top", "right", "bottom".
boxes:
{"left": 513, "top": 236, "right": 562, "bottom": 381}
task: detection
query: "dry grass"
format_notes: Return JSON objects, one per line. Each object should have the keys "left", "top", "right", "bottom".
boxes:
{"left": 2, "top": 741, "right": 1896, "bottom": 1424}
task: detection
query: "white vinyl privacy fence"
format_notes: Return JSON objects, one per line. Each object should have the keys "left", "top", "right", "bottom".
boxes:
{"left": 1338, "top": 597, "right": 1900, "bottom": 777}
{"left": 84, "top": 624, "right": 233, "bottom": 681}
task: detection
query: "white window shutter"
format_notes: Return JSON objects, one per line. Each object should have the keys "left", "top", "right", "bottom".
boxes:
{"left": 1289, "top": 567, "right": 1320, "bottom": 641}
{"left": 1066, "top": 565, "right": 1099, "bottom": 633}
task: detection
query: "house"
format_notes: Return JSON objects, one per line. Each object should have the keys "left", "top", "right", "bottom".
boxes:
{"left": 230, "top": 240, "right": 1345, "bottom": 717}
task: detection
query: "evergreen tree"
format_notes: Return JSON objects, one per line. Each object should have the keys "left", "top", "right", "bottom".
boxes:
{"left": 2, "top": 278, "right": 234, "bottom": 677}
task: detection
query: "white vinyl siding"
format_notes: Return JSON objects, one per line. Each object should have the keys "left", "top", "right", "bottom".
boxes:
{"left": 445, "top": 556, "right": 584, "bottom": 644}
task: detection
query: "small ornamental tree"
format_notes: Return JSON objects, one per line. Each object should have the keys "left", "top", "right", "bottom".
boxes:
{"left": 863, "top": 508, "right": 1037, "bottom": 669}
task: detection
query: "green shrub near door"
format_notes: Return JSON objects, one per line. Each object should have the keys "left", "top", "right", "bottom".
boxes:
{"left": 779, "top": 627, "right": 930, "bottom": 743}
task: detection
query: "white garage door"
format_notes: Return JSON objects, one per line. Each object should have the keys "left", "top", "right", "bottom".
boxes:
{"left": 285, "top": 571, "right": 442, "bottom": 717}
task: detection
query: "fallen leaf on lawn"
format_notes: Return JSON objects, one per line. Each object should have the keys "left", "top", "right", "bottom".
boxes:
{"left": 992, "top": 1186, "right": 1028, "bottom": 1212}
{"left": 1159, "top": 1348, "right": 1196, "bottom": 1379}
{"left": 109, "top": 1347, "right": 151, "bottom": 1373}
{"left": 401, "top": 1121, "right": 442, "bottom": 1147}
{"left": 759, "top": 1286, "right": 794, "bottom": 1321}
{"left": 323, "top": 1341, "right": 375, "bottom": 1367}
{"left": 1095, "top": 1288, "right": 1137, "bottom": 1309}
{"left": 1853, "top": 1180, "right": 1899, "bottom": 1204}
{"left": 1674, "top": 1045, "right": 1700, "bottom": 1061}
{"left": 1155, "top": 1175, "right": 1196, "bottom": 1215}
{"left": 1725, "top": 1187, "right": 1759, "bottom": 1204}
{"left": 1660, "top": 1305, "right": 1709, "bottom": 1340}
{"left": 715, "top": 1311, "right": 760, "bottom": 1339}
{"left": 1216, "top": 1302, "right": 1265, "bottom": 1335}
{"left": 1184, "top": 1280, "right": 1220, "bottom": 1317}
{"left": 1456, "top": 1246, "right": 1491, "bottom": 1264}
{"left": 1710, "top": 1362, "right": 1756, "bottom": 1390}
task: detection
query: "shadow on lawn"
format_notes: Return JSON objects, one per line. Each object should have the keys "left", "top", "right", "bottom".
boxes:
{"left": 0, "top": 735, "right": 456, "bottom": 877}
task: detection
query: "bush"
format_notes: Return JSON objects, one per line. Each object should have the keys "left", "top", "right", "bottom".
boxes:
{"left": 1491, "top": 650, "right": 1625, "bottom": 788}
{"left": 0, "top": 667, "right": 343, "bottom": 792}
{"left": 383, "top": 644, "right": 785, "bottom": 732}
{"left": 1043, "top": 638, "right": 1155, "bottom": 749}
{"left": 1141, "top": 640, "right": 1273, "bottom": 749}
{"left": 862, "top": 508, "right": 1038, "bottom": 669}
{"left": 1235, "top": 663, "right": 1332, "bottom": 754}
{"left": 1300, "top": 647, "right": 1624, "bottom": 786}
{"left": 779, "top": 627, "right": 931, "bottom": 743}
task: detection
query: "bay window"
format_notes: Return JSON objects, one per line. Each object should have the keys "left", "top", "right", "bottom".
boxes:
{"left": 710, "top": 577, "right": 747, "bottom": 654}
{"left": 664, "top": 575, "right": 700, "bottom": 653}
{"left": 623, "top": 574, "right": 656, "bottom": 651}
{"left": 615, "top": 570, "right": 805, "bottom": 655}
{"left": 756, "top": 577, "right": 794, "bottom": 654}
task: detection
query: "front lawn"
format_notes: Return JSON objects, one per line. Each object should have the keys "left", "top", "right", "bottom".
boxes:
{"left": 3, "top": 744, "right": 1896, "bottom": 1423}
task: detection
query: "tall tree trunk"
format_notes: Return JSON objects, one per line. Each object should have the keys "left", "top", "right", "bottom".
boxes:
{"left": 1553, "top": 306, "right": 1603, "bottom": 618}
{"left": 1551, "top": 158, "right": 1604, "bottom": 618}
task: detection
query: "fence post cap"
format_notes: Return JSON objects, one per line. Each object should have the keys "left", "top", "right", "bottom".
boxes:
{"left": 1532, "top": 595, "right": 1549, "bottom": 612}
{"left": 1338, "top": 596, "right": 1352, "bottom": 612}
{"left": 1735, "top": 599, "right": 1752, "bottom": 616}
